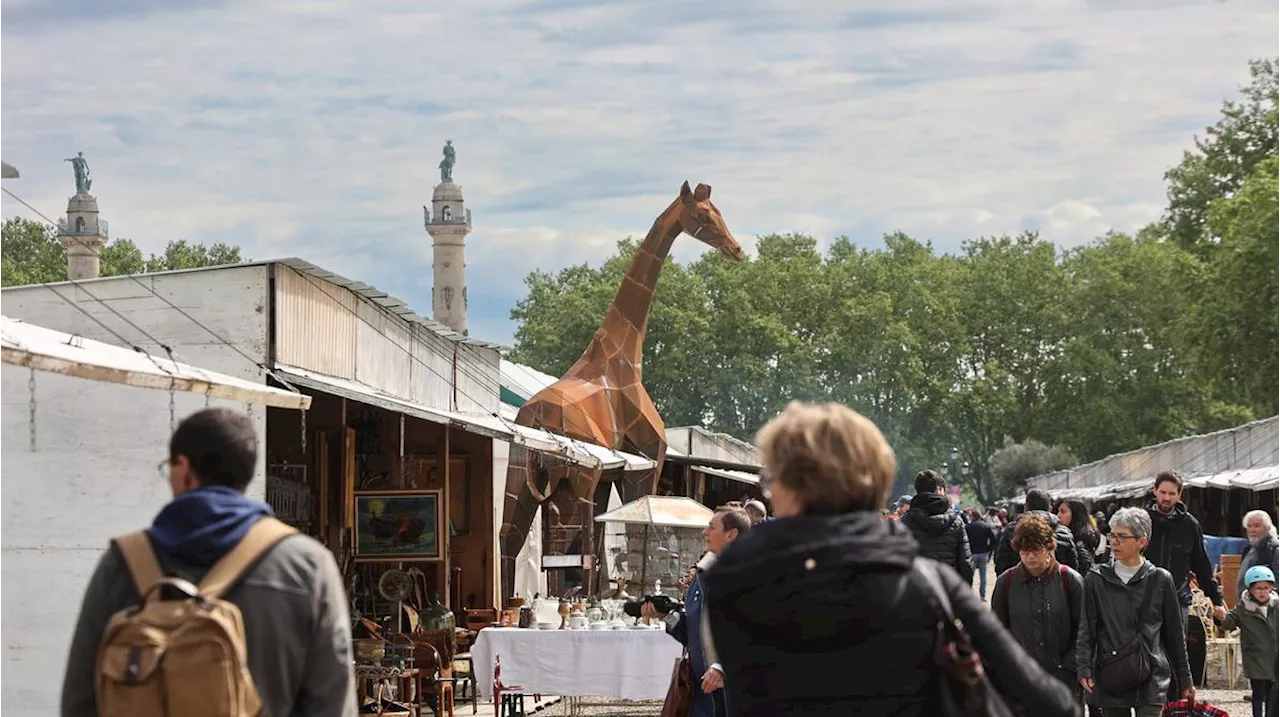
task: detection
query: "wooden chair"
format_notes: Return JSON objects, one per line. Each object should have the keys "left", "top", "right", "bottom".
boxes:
{"left": 410, "top": 640, "right": 456, "bottom": 717}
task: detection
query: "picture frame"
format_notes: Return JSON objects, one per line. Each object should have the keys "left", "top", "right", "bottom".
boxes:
{"left": 353, "top": 490, "right": 443, "bottom": 562}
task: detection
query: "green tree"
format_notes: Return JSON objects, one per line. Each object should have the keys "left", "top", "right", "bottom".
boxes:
{"left": 1195, "top": 153, "right": 1280, "bottom": 417}
{"left": 989, "top": 437, "right": 1076, "bottom": 497}
{"left": 1163, "top": 58, "right": 1278, "bottom": 253}
{"left": 1, "top": 217, "right": 245, "bottom": 287}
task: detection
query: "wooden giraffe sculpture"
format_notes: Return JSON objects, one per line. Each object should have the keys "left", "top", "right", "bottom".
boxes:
{"left": 500, "top": 182, "right": 742, "bottom": 593}
{"left": 519, "top": 180, "right": 741, "bottom": 486}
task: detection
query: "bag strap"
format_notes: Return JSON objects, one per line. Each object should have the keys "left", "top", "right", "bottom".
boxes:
{"left": 116, "top": 531, "right": 165, "bottom": 600}
{"left": 1060, "top": 564, "right": 1069, "bottom": 599}
{"left": 1004, "top": 569, "right": 1014, "bottom": 605}
{"left": 913, "top": 558, "right": 955, "bottom": 623}
{"left": 198, "top": 517, "right": 297, "bottom": 599}
{"left": 1135, "top": 566, "right": 1158, "bottom": 625}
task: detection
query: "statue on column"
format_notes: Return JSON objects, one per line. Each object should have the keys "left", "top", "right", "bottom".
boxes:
{"left": 439, "top": 140, "right": 456, "bottom": 183}
{"left": 64, "top": 151, "right": 92, "bottom": 194}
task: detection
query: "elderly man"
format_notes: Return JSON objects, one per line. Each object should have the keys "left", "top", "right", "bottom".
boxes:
{"left": 743, "top": 499, "right": 770, "bottom": 525}
{"left": 644, "top": 505, "right": 752, "bottom": 717}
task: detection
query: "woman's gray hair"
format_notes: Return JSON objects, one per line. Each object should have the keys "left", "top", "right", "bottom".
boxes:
{"left": 1109, "top": 507, "right": 1152, "bottom": 540}
{"left": 1243, "top": 510, "right": 1278, "bottom": 539}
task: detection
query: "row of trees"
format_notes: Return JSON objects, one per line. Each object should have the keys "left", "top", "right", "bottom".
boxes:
{"left": 508, "top": 59, "right": 1278, "bottom": 503}
{"left": 1, "top": 218, "right": 243, "bottom": 287}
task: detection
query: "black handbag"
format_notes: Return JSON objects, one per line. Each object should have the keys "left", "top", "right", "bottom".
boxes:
{"left": 912, "top": 559, "right": 1016, "bottom": 717}
{"left": 1094, "top": 572, "right": 1158, "bottom": 694}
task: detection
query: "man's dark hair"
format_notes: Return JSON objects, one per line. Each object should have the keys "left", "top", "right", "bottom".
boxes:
{"left": 913, "top": 470, "right": 946, "bottom": 495}
{"left": 1023, "top": 488, "right": 1052, "bottom": 512}
{"left": 1154, "top": 469, "right": 1183, "bottom": 492}
{"left": 169, "top": 408, "right": 258, "bottom": 491}
{"left": 716, "top": 507, "right": 752, "bottom": 536}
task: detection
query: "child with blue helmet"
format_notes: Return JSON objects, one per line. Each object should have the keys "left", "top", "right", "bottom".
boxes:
{"left": 1218, "top": 565, "right": 1279, "bottom": 717}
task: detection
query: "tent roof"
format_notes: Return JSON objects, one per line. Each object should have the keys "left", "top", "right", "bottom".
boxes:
{"left": 1, "top": 315, "right": 310, "bottom": 410}
{"left": 595, "top": 495, "right": 713, "bottom": 529}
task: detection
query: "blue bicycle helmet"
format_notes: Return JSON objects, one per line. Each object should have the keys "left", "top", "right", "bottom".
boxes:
{"left": 1244, "top": 565, "right": 1276, "bottom": 586}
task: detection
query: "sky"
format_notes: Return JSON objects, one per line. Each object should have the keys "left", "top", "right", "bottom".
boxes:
{"left": 2, "top": 0, "right": 1276, "bottom": 347}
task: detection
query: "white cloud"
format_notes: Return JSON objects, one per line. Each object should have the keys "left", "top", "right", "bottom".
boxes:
{"left": 2, "top": 0, "right": 1274, "bottom": 345}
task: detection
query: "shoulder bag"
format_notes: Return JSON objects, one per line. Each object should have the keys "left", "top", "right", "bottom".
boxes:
{"left": 912, "top": 558, "right": 1016, "bottom": 717}
{"left": 1093, "top": 570, "right": 1158, "bottom": 693}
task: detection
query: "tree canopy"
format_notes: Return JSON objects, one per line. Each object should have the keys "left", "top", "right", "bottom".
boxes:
{"left": 1, "top": 217, "right": 244, "bottom": 287}
{"left": 509, "top": 58, "right": 1279, "bottom": 504}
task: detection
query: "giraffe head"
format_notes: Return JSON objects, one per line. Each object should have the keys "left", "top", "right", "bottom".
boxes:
{"left": 677, "top": 181, "right": 743, "bottom": 260}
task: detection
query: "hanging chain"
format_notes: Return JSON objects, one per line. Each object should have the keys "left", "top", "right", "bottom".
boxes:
{"left": 205, "top": 385, "right": 212, "bottom": 407}
{"left": 28, "top": 368, "right": 37, "bottom": 452}
{"left": 300, "top": 409, "right": 308, "bottom": 453}
{"left": 169, "top": 389, "right": 176, "bottom": 432}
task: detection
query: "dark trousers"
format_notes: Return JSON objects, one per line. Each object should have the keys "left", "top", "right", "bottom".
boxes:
{"left": 1185, "top": 614, "right": 1206, "bottom": 686}
{"left": 1251, "top": 679, "right": 1278, "bottom": 717}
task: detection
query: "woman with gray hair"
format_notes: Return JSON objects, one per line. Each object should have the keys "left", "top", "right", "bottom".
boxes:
{"left": 1238, "top": 510, "right": 1279, "bottom": 595}
{"left": 1077, "top": 507, "right": 1194, "bottom": 716}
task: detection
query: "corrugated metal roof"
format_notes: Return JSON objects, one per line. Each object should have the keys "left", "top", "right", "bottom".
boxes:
{"left": 500, "top": 359, "right": 560, "bottom": 404}
{"left": 594, "top": 496, "right": 714, "bottom": 529}
{"left": 691, "top": 464, "right": 760, "bottom": 485}
{"left": 1, "top": 315, "right": 311, "bottom": 410}
{"left": 0, "top": 258, "right": 509, "bottom": 353}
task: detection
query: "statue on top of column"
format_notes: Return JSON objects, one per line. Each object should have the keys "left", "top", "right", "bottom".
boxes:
{"left": 439, "top": 140, "right": 456, "bottom": 183}
{"left": 64, "top": 151, "right": 92, "bottom": 194}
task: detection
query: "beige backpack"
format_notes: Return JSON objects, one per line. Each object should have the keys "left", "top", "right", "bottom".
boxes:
{"left": 95, "top": 517, "right": 297, "bottom": 717}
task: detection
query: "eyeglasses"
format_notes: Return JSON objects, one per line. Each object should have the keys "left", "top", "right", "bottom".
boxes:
{"left": 1109, "top": 532, "right": 1139, "bottom": 543}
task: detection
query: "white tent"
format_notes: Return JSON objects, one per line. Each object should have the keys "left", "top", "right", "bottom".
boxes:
{"left": 1, "top": 315, "right": 310, "bottom": 410}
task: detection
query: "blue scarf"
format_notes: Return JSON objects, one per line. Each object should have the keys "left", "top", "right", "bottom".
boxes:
{"left": 146, "top": 486, "right": 273, "bottom": 566}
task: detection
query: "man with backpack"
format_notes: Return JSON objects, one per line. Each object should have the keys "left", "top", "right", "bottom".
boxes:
{"left": 993, "top": 489, "right": 1079, "bottom": 575}
{"left": 60, "top": 408, "right": 356, "bottom": 717}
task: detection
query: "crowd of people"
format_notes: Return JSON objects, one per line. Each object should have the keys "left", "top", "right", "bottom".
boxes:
{"left": 650, "top": 402, "right": 1279, "bottom": 717}
{"left": 56, "top": 404, "right": 1279, "bottom": 717}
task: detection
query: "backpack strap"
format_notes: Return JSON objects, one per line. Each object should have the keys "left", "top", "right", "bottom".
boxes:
{"left": 1059, "top": 564, "right": 1068, "bottom": 599}
{"left": 198, "top": 517, "right": 297, "bottom": 599}
{"left": 116, "top": 531, "right": 165, "bottom": 600}
{"left": 1004, "top": 569, "right": 1014, "bottom": 604}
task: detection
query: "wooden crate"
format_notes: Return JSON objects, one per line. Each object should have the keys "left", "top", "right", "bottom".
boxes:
{"left": 1221, "top": 553, "right": 1242, "bottom": 608}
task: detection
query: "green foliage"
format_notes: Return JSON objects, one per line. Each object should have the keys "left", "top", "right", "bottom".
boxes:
{"left": 508, "top": 58, "right": 1278, "bottom": 506}
{"left": 990, "top": 437, "right": 1077, "bottom": 497}
{"left": 1, "top": 217, "right": 245, "bottom": 287}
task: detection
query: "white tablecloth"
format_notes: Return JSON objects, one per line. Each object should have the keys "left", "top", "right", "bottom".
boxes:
{"left": 470, "top": 627, "right": 682, "bottom": 701}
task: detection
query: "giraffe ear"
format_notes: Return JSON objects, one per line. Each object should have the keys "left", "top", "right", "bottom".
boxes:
{"left": 679, "top": 181, "right": 693, "bottom": 201}
{"left": 694, "top": 183, "right": 711, "bottom": 201}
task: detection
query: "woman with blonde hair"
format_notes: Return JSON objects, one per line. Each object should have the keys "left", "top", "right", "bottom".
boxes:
{"left": 703, "top": 401, "right": 1076, "bottom": 717}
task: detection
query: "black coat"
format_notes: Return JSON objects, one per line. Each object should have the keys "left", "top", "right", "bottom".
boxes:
{"left": 899, "top": 492, "right": 973, "bottom": 583}
{"left": 1075, "top": 561, "right": 1193, "bottom": 708}
{"left": 966, "top": 519, "right": 1000, "bottom": 555}
{"left": 993, "top": 510, "right": 1080, "bottom": 575}
{"left": 703, "top": 512, "right": 1078, "bottom": 717}
{"left": 1145, "top": 501, "right": 1223, "bottom": 607}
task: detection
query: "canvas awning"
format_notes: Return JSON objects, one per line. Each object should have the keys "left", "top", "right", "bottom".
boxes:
{"left": 594, "top": 495, "right": 714, "bottom": 529}
{"left": 1, "top": 316, "right": 311, "bottom": 410}
{"left": 274, "top": 364, "right": 656, "bottom": 472}
{"left": 690, "top": 464, "right": 760, "bottom": 485}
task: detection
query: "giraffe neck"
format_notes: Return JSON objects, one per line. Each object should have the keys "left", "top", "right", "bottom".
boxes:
{"left": 594, "top": 198, "right": 683, "bottom": 369}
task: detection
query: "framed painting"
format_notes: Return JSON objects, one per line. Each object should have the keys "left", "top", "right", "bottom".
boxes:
{"left": 353, "top": 490, "right": 443, "bottom": 562}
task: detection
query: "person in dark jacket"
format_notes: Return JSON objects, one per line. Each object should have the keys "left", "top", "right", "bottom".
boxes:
{"left": 967, "top": 510, "right": 1001, "bottom": 599}
{"left": 1077, "top": 507, "right": 1194, "bottom": 717}
{"left": 900, "top": 470, "right": 973, "bottom": 584}
{"left": 1239, "top": 510, "right": 1280, "bottom": 595}
{"left": 643, "top": 505, "right": 752, "bottom": 717}
{"left": 994, "top": 489, "right": 1079, "bottom": 575}
{"left": 704, "top": 401, "right": 1078, "bottom": 717}
{"left": 1057, "top": 498, "right": 1099, "bottom": 575}
{"left": 992, "top": 514, "right": 1085, "bottom": 706}
{"left": 1145, "top": 471, "right": 1225, "bottom": 692}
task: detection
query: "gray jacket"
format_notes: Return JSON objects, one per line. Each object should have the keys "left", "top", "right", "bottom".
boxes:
{"left": 60, "top": 533, "right": 356, "bottom": 717}
{"left": 991, "top": 562, "right": 1084, "bottom": 687}
{"left": 1075, "top": 561, "right": 1192, "bottom": 709}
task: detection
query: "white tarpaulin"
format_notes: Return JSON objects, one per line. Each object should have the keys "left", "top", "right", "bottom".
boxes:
{"left": 0, "top": 315, "right": 311, "bottom": 410}
{"left": 595, "top": 495, "right": 714, "bottom": 529}
{"left": 691, "top": 464, "right": 761, "bottom": 485}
